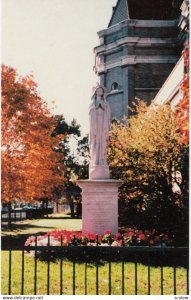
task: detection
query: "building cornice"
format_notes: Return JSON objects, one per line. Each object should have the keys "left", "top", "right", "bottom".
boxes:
{"left": 95, "top": 55, "right": 179, "bottom": 73}
{"left": 94, "top": 37, "right": 178, "bottom": 55}
{"left": 98, "top": 19, "right": 179, "bottom": 37}
{"left": 107, "top": 89, "right": 124, "bottom": 97}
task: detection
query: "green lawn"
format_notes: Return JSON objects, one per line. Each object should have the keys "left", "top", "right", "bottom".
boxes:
{"left": 1, "top": 251, "right": 187, "bottom": 295}
{"left": 1, "top": 215, "right": 188, "bottom": 295}
{"left": 1, "top": 213, "right": 82, "bottom": 237}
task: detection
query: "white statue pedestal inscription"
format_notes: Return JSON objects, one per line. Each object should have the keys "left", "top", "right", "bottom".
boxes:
{"left": 77, "top": 179, "right": 121, "bottom": 235}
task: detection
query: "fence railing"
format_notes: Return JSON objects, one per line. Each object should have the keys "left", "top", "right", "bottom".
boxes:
{"left": 1, "top": 208, "right": 54, "bottom": 223}
{"left": 2, "top": 236, "right": 189, "bottom": 295}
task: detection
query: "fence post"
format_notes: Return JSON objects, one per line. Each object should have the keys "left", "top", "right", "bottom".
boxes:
{"left": 108, "top": 234, "right": 112, "bottom": 295}
{"left": 173, "top": 260, "right": 177, "bottom": 295}
{"left": 148, "top": 252, "right": 151, "bottom": 295}
{"left": 73, "top": 235, "right": 76, "bottom": 295}
{"left": 122, "top": 236, "right": 125, "bottom": 295}
{"left": 60, "top": 235, "right": 63, "bottom": 295}
{"left": 8, "top": 235, "right": 12, "bottom": 295}
{"left": 160, "top": 245, "right": 164, "bottom": 295}
{"left": 187, "top": 266, "right": 189, "bottom": 295}
{"left": 34, "top": 236, "right": 37, "bottom": 295}
{"left": 47, "top": 235, "right": 50, "bottom": 295}
{"left": 84, "top": 262, "right": 87, "bottom": 295}
{"left": 96, "top": 235, "right": 99, "bottom": 295}
{"left": 135, "top": 253, "right": 138, "bottom": 295}
{"left": 21, "top": 242, "right": 25, "bottom": 295}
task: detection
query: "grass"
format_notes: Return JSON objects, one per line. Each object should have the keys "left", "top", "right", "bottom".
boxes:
{"left": 1, "top": 215, "right": 188, "bottom": 295}
{"left": 1, "top": 213, "right": 82, "bottom": 237}
{"left": 1, "top": 251, "right": 188, "bottom": 295}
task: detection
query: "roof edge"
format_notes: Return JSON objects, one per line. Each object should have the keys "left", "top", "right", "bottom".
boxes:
{"left": 108, "top": 0, "right": 129, "bottom": 28}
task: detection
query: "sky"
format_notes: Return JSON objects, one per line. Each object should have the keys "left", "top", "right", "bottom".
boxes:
{"left": 2, "top": 0, "right": 117, "bottom": 136}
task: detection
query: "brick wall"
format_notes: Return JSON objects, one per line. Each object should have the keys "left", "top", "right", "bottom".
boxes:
{"left": 134, "top": 63, "right": 175, "bottom": 88}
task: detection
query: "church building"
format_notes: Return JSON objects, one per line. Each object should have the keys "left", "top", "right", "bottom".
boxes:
{"left": 94, "top": 0, "right": 188, "bottom": 120}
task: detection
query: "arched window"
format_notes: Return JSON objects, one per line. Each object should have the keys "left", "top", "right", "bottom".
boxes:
{"left": 111, "top": 82, "right": 118, "bottom": 91}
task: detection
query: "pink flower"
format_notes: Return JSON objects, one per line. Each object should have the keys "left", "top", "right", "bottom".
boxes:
{"left": 115, "top": 233, "right": 121, "bottom": 238}
{"left": 138, "top": 234, "right": 146, "bottom": 240}
{"left": 124, "top": 232, "right": 134, "bottom": 237}
{"left": 104, "top": 230, "right": 111, "bottom": 235}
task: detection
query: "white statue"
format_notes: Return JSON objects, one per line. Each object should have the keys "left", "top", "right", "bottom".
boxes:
{"left": 89, "top": 85, "right": 111, "bottom": 179}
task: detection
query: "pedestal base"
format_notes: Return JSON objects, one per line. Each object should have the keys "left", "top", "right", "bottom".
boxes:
{"left": 89, "top": 165, "right": 109, "bottom": 180}
{"left": 77, "top": 179, "right": 122, "bottom": 235}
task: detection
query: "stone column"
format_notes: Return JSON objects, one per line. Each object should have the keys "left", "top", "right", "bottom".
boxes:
{"left": 77, "top": 179, "right": 121, "bottom": 235}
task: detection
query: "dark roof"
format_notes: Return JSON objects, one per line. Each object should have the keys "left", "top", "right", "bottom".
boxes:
{"left": 108, "top": 0, "right": 182, "bottom": 27}
{"left": 108, "top": 0, "right": 129, "bottom": 27}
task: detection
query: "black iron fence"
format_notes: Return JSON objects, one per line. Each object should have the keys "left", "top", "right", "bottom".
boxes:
{"left": 2, "top": 236, "right": 189, "bottom": 295}
{"left": 1, "top": 208, "right": 54, "bottom": 223}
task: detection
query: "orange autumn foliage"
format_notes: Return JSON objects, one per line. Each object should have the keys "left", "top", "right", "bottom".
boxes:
{"left": 1, "top": 65, "right": 66, "bottom": 203}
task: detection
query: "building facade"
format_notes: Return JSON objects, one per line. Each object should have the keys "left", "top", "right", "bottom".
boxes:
{"left": 94, "top": 0, "right": 188, "bottom": 120}
{"left": 153, "top": 0, "right": 189, "bottom": 107}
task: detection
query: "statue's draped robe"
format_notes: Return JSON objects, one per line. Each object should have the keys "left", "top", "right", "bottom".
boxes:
{"left": 89, "top": 98, "right": 111, "bottom": 166}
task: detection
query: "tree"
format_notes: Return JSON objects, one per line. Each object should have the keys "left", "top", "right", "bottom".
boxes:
{"left": 108, "top": 100, "right": 188, "bottom": 244}
{"left": 52, "top": 115, "right": 84, "bottom": 216}
{"left": 76, "top": 134, "right": 89, "bottom": 179}
{"left": 52, "top": 115, "right": 90, "bottom": 216}
{"left": 2, "top": 65, "right": 65, "bottom": 213}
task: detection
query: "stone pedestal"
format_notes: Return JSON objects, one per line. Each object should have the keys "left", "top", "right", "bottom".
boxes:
{"left": 89, "top": 165, "right": 109, "bottom": 180}
{"left": 77, "top": 179, "right": 122, "bottom": 235}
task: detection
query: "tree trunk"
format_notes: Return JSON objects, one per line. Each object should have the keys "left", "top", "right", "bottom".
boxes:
{"left": 8, "top": 202, "right": 12, "bottom": 230}
{"left": 76, "top": 202, "right": 82, "bottom": 217}
{"left": 45, "top": 199, "right": 48, "bottom": 218}
{"left": 69, "top": 198, "right": 75, "bottom": 218}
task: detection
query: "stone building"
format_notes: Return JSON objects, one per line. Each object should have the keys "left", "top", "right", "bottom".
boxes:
{"left": 153, "top": 0, "right": 189, "bottom": 107}
{"left": 94, "top": 0, "right": 188, "bottom": 120}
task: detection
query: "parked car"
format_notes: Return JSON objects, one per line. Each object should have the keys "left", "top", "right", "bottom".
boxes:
{"left": 1, "top": 207, "right": 8, "bottom": 212}
{"left": 22, "top": 205, "right": 33, "bottom": 210}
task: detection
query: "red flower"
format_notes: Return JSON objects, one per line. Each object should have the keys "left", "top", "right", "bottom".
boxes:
{"left": 86, "top": 233, "right": 96, "bottom": 241}
{"left": 114, "top": 233, "right": 121, "bottom": 240}
{"left": 124, "top": 232, "right": 134, "bottom": 237}
{"left": 104, "top": 230, "right": 111, "bottom": 235}
{"left": 138, "top": 234, "right": 146, "bottom": 240}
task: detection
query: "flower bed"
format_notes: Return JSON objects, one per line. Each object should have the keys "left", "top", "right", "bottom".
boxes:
{"left": 25, "top": 228, "right": 173, "bottom": 248}
{"left": 24, "top": 228, "right": 174, "bottom": 262}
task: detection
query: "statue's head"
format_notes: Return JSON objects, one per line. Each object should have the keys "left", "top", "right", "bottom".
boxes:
{"left": 95, "top": 87, "right": 104, "bottom": 98}
{"left": 92, "top": 84, "right": 107, "bottom": 100}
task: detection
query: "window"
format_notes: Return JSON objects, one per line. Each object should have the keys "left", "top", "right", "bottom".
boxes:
{"left": 111, "top": 82, "right": 119, "bottom": 91}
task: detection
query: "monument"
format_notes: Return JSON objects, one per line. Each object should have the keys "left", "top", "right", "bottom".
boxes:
{"left": 77, "top": 84, "right": 121, "bottom": 235}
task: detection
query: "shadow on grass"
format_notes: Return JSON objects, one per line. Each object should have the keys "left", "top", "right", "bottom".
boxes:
{"left": 1, "top": 231, "right": 48, "bottom": 249}
{"left": 1, "top": 223, "right": 57, "bottom": 233}
{"left": 1, "top": 215, "right": 82, "bottom": 230}
{"left": 45, "top": 216, "right": 82, "bottom": 220}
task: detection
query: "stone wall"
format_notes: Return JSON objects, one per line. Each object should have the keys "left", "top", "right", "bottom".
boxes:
{"left": 94, "top": 9, "right": 185, "bottom": 120}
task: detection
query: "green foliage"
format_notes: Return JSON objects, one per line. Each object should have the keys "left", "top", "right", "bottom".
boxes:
{"left": 52, "top": 116, "right": 89, "bottom": 216}
{"left": 108, "top": 100, "right": 189, "bottom": 244}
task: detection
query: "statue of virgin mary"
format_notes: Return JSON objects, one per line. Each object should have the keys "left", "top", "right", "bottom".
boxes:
{"left": 89, "top": 85, "right": 111, "bottom": 179}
